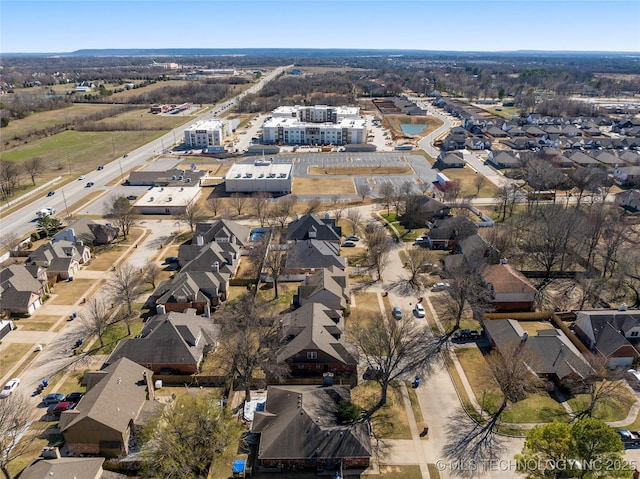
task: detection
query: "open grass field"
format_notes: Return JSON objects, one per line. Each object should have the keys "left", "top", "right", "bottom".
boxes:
{"left": 0, "top": 342, "right": 33, "bottom": 376}
{"left": 14, "top": 315, "right": 60, "bottom": 332}
{"left": 307, "top": 165, "right": 413, "bottom": 176}
{"left": 49, "top": 278, "right": 97, "bottom": 304}
{"left": 86, "top": 246, "right": 125, "bottom": 270}
{"left": 436, "top": 167, "right": 501, "bottom": 198}
{"left": 292, "top": 177, "right": 356, "bottom": 195}
{"left": 92, "top": 107, "right": 196, "bottom": 130}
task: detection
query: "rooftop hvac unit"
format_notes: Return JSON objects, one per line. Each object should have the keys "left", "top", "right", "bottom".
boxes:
{"left": 168, "top": 197, "right": 173, "bottom": 202}
{"left": 235, "top": 174, "right": 241, "bottom": 178}
{"left": 149, "top": 197, "right": 154, "bottom": 201}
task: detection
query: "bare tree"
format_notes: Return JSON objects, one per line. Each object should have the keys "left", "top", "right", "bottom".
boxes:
{"left": 107, "top": 262, "right": 142, "bottom": 334}
{"left": 250, "top": 191, "right": 271, "bottom": 227}
{"left": 174, "top": 199, "right": 206, "bottom": 233}
{"left": 142, "top": 262, "right": 162, "bottom": 289}
{"left": 104, "top": 195, "right": 137, "bottom": 239}
{"left": 364, "top": 223, "right": 393, "bottom": 282}
{"left": 351, "top": 313, "right": 441, "bottom": 417}
{"left": 570, "top": 354, "right": 627, "bottom": 420}
{"left": 404, "top": 248, "right": 435, "bottom": 289}
{"left": 379, "top": 182, "right": 396, "bottom": 216}
{"left": 207, "top": 196, "right": 222, "bottom": 217}
{"left": 360, "top": 183, "right": 371, "bottom": 202}
{"left": 600, "top": 211, "right": 630, "bottom": 279}
{"left": 304, "top": 197, "right": 322, "bottom": 215}
{"left": 332, "top": 201, "right": 346, "bottom": 225}
{"left": 346, "top": 208, "right": 362, "bottom": 236}
{"left": 262, "top": 241, "right": 288, "bottom": 300}
{"left": 0, "top": 160, "right": 22, "bottom": 201}
{"left": 22, "top": 156, "right": 47, "bottom": 186}
{"left": 80, "top": 296, "right": 111, "bottom": 348}
{"left": 0, "top": 232, "right": 20, "bottom": 252}
{"left": 269, "top": 196, "right": 296, "bottom": 230}
{"left": 473, "top": 174, "right": 486, "bottom": 196}
{"left": 230, "top": 193, "right": 247, "bottom": 217}
{"left": 0, "top": 393, "right": 34, "bottom": 479}
{"left": 495, "top": 184, "right": 520, "bottom": 221}
{"left": 440, "top": 260, "right": 491, "bottom": 331}
{"left": 217, "top": 296, "right": 289, "bottom": 401}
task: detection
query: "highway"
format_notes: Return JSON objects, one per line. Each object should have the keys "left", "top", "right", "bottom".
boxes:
{"left": 1, "top": 65, "right": 291, "bottom": 242}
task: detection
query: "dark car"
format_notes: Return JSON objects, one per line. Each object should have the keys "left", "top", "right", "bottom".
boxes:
{"left": 363, "top": 365, "right": 384, "bottom": 380}
{"left": 47, "top": 401, "right": 74, "bottom": 417}
{"left": 97, "top": 165, "right": 104, "bottom": 170}
{"left": 392, "top": 306, "right": 403, "bottom": 320}
{"left": 127, "top": 195, "right": 138, "bottom": 201}
{"left": 452, "top": 329, "right": 483, "bottom": 341}
{"left": 85, "top": 182, "right": 94, "bottom": 187}
{"left": 42, "top": 393, "right": 66, "bottom": 405}
{"left": 65, "top": 392, "right": 84, "bottom": 403}
{"left": 341, "top": 240, "right": 357, "bottom": 247}
{"left": 46, "top": 191, "right": 55, "bottom": 197}
{"left": 164, "top": 256, "right": 179, "bottom": 264}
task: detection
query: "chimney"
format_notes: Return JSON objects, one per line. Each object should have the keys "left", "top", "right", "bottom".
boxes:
{"left": 212, "top": 261, "right": 219, "bottom": 272}
{"left": 305, "top": 273, "right": 310, "bottom": 285}
{"left": 231, "top": 235, "right": 236, "bottom": 245}
{"left": 227, "top": 253, "right": 234, "bottom": 265}
{"left": 204, "top": 304, "right": 211, "bottom": 318}
{"left": 41, "top": 447, "right": 61, "bottom": 460}
{"left": 195, "top": 235, "right": 204, "bottom": 246}
{"left": 521, "top": 331, "right": 529, "bottom": 342}
{"left": 156, "top": 304, "right": 166, "bottom": 315}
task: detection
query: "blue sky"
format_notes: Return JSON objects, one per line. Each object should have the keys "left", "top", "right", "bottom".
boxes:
{"left": 2, "top": 1, "right": 639, "bottom": 53}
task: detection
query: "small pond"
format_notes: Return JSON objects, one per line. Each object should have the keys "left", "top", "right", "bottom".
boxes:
{"left": 400, "top": 124, "right": 426, "bottom": 135}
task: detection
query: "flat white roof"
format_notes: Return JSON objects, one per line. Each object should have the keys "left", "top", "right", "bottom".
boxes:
{"left": 184, "top": 119, "right": 228, "bottom": 132}
{"left": 226, "top": 161, "right": 293, "bottom": 180}
{"left": 263, "top": 117, "right": 366, "bottom": 129}
{"left": 135, "top": 186, "right": 200, "bottom": 207}
{"left": 272, "top": 105, "right": 360, "bottom": 116}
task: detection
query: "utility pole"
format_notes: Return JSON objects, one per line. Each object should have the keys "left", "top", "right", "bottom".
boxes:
{"left": 67, "top": 155, "right": 72, "bottom": 175}
{"left": 118, "top": 158, "right": 124, "bottom": 182}
{"left": 61, "top": 189, "right": 70, "bottom": 219}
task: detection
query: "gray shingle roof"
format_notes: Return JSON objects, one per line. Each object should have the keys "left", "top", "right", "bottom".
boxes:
{"left": 287, "top": 215, "right": 342, "bottom": 242}
{"left": 18, "top": 457, "right": 124, "bottom": 479}
{"left": 286, "top": 240, "right": 345, "bottom": 270}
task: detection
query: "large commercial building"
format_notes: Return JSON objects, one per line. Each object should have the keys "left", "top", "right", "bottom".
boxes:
{"left": 132, "top": 186, "right": 201, "bottom": 215}
{"left": 225, "top": 159, "right": 293, "bottom": 194}
{"left": 263, "top": 105, "right": 367, "bottom": 146}
{"left": 184, "top": 119, "right": 231, "bottom": 150}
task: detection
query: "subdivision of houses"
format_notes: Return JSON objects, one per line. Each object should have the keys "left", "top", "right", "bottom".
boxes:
{"left": 251, "top": 385, "right": 371, "bottom": 473}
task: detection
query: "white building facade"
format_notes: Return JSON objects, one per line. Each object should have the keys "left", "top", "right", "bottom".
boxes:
{"left": 225, "top": 159, "right": 293, "bottom": 194}
{"left": 264, "top": 105, "right": 366, "bottom": 145}
{"left": 184, "top": 119, "right": 231, "bottom": 149}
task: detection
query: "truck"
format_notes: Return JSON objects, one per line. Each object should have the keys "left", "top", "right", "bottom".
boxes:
{"left": 36, "top": 207, "right": 56, "bottom": 218}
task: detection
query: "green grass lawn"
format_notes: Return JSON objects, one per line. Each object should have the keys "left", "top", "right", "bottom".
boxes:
{"left": 567, "top": 384, "right": 637, "bottom": 422}
{"left": 88, "top": 315, "right": 145, "bottom": 355}
{"left": 352, "top": 381, "right": 412, "bottom": 440}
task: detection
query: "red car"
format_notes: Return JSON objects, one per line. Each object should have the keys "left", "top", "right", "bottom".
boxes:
{"left": 46, "top": 401, "right": 74, "bottom": 417}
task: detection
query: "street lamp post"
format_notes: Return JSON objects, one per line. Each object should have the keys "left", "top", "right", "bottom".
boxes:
{"left": 118, "top": 159, "right": 124, "bottom": 182}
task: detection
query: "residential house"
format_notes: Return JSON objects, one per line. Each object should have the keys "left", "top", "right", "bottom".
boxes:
{"left": 523, "top": 125, "right": 547, "bottom": 138}
{"left": 284, "top": 240, "right": 345, "bottom": 274}
{"left": 54, "top": 218, "right": 98, "bottom": 245}
{"left": 506, "top": 126, "right": 526, "bottom": 138}
{"left": 0, "top": 264, "right": 46, "bottom": 315}
{"left": 193, "top": 219, "right": 251, "bottom": 246}
{"left": 414, "top": 196, "right": 450, "bottom": 222}
{"left": 178, "top": 237, "right": 241, "bottom": 276}
{"left": 484, "top": 319, "right": 593, "bottom": 388}
{"left": 619, "top": 151, "right": 640, "bottom": 165}
{"left": 425, "top": 215, "right": 478, "bottom": 250}
{"left": 60, "top": 358, "right": 156, "bottom": 457}
{"left": 287, "top": 215, "right": 342, "bottom": 243}
{"left": 505, "top": 138, "right": 537, "bottom": 150}
{"left": 293, "top": 266, "right": 349, "bottom": 311}
{"left": 594, "top": 150, "right": 624, "bottom": 167}
{"left": 465, "top": 136, "right": 492, "bottom": 151}
{"left": 435, "top": 152, "right": 465, "bottom": 169}
{"left": 487, "top": 151, "right": 521, "bottom": 169}
{"left": 278, "top": 303, "right": 356, "bottom": 376}
{"left": 19, "top": 456, "right": 125, "bottom": 479}
{"left": 615, "top": 189, "right": 640, "bottom": 213}
{"left": 251, "top": 385, "right": 371, "bottom": 472}
{"left": 0, "top": 319, "right": 15, "bottom": 340}
{"left": 88, "top": 223, "right": 120, "bottom": 245}
{"left": 614, "top": 166, "right": 640, "bottom": 187}
{"left": 572, "top": 309, "right": 640, "bottom": 367}
{"left": 441, "top": 132, "right": 466, "bottom": 151}
{"left": 152, "top": 270, "right": 228, "bottom": 314}
{"left": 105, "top": 310, "right": 219, "bottom": 374}
{"left": 480, "top": 263, "right": 536, "bottom": 312}
{"left": 485, "top": 126, "right": 508, "bottom": 139}
{"left": 28, "top": 237, "right": 90, "bottom": 281}
{"left": 570, "top": 151, "right": 601, "bottom": 168}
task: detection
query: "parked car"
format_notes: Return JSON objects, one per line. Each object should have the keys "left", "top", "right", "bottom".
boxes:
{"left": 414, "top": 303, "right": 426, "bottom": 318}
{"left": 78, "top": 175, "right": 85, "bottom": 181}
{"left": 47, "top": 191, "right": 55, "bottom": 197}
{"left": 127, "top": 195, "right": 138, "bottom": 201}
{"left": 97, "top": 165, "right": 104, "bottom": 170}
{"left": 617, "top": 429, "right": 640, "bottom": 448}
{"left": 164, "top": 256, "right": 179, "bottom": 264}
{"left": 392, "top": 306, "right": 403, "bottom": 320}
{"left": 0, "top": 378, "right": 21, "bottom": 398}
{"left": 85, "top": 182, "right": 94, "bottom": 187}
{"left": 341, "top": 241, "right": 357, "bottom": 247}
{"left": 65, "top": 392, "right": 84, "bottom": 403}
{"left": 42, "top": 393, "right": 66, "bottom": 405}
{"left": 431, "top": 282, "right": 451, "bottom": 292}
{"left": 452, "top": 329, "right": 482, "bottom": 341}
{"left": 47, "top": 401, "right": 74, "bottom": 417}
{"left": 346, "top": 235, "right": 360, "bottom": 242}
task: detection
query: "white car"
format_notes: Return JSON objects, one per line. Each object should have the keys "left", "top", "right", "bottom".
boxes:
{"left": 0, "top": 378, "right": 21, "bottom": 398}
{"left": 414, "top": 303, "right": 426, "bottom": 318}
{"left": 628, "top": 369, "right": 640, "bottom": 382}
{"left": 432, "top": 282, "right": 451, "bottom": 292}
{"left": 78, "top": 175, "right": 85, "bottom": 181}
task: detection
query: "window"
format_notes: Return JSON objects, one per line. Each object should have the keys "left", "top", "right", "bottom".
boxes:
{"left": 631, "top": 331, "right": 639, "bottom": 337}
{"left": 307, "top": 351, "right": 317, "bottom": 360}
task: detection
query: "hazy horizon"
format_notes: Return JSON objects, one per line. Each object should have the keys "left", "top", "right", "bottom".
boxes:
{"left": 2, "top": 1, "right": 639, "bottom": 54}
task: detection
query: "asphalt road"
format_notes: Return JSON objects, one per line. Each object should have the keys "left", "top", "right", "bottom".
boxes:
{"left": 1, "top": 65, "right": 290, "bottom": 242}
